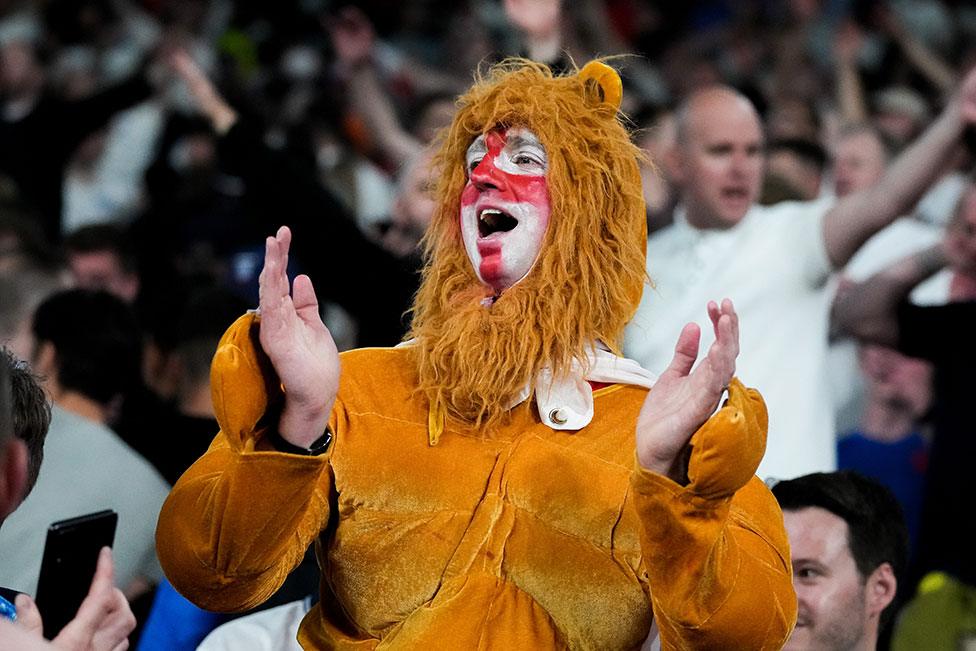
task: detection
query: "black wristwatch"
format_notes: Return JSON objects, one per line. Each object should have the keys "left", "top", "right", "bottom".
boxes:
{"left": 266, "top": 427, "right": 333, "bottom": 456}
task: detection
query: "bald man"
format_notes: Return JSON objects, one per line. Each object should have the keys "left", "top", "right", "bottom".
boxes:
{"left": 625, "top": 74, "right": 976, "bottom": 479}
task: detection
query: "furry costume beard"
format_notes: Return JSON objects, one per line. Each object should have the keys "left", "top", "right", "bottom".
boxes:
{"left": 409, "top": 59, "right": 648, "bottom": 432}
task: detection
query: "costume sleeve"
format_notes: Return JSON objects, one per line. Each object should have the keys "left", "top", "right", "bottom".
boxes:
{"left": 632, "top": 379, "right": 797, "bottom": 651}
{"left": 155, "top": 312, "right": 335, "bottom": 612}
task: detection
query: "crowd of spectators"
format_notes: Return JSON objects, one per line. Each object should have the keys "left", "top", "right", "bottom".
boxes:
{"left": 2, "top": 0, "right": 976, "bottom": 648}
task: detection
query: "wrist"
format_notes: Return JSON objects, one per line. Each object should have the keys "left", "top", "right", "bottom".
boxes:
{"left": 637, "top": 447, "right": 690, "bottom": 485}
{"left": 278, "top": 400, "right": 332, "bottom": 448}
{"left": 267, "top": 426, "right": 332, "bottom": 455}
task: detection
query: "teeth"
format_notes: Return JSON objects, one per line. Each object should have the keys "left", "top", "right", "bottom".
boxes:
{"left": 477, "top": 207, "right": 518, "bottom": 236}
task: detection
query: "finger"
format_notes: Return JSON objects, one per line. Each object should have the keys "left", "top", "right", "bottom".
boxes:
{"left": 292, "top": 275, "right": 322, "bottom": 326}
{"left": 666, "top": 322, "right": 701, "bottom": 378}
{"left": 276, "top": 225, "right": 292, "bottom": 268}
{"left": 86, "top": 547, "right": 115, "bottom": 598}
{"left": 707, "top": 300, "right": 720, "bottom": 334}
{"left": 14, "top": 594, "right": 43, "bottom": 636}
{"left": 721, "top": 298, "right": 739, "bottom": 355}
{"left": 259, "top": 231, "right": 290, "bottom": 318}
{"left": 705, "top": 314, "right": 736, "bottom": 385}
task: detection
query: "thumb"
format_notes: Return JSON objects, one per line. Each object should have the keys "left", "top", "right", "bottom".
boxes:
{"left": 664, "top": 322, "right": 701, "bottom": 378}
{"left": 292, "top": 275, "right": 322, "bottom": 326}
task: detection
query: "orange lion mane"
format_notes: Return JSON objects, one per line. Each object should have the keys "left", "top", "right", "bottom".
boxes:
{"left": 408, "top": 59, "right": 647, "bottom": 430}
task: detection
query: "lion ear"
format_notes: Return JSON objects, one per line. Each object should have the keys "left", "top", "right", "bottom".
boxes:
{"left": 578, "top": 61, "right": 622, "bottom": 111}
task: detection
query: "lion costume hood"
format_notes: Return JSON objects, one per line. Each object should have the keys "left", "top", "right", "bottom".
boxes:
{"left": 408, "top": 60, "right": 648, "bottom": 437}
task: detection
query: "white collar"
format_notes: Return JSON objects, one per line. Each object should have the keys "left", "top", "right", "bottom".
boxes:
{"left": 514, "top": 346, "right": 657, "bottom": 430}
{"left": 396, "top": 342, "right": 657, "bottom": 432}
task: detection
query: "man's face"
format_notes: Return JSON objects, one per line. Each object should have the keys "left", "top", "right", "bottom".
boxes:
{"left": 858, "top": 344, "right": 933, "bottom": 418}
{"left": 783, "top": 507, "right": 870, "bottom": 651}
{"left": 460, "top": 126, "right": 550, "bottom": 293}
{"left": 676, "top": 92, "right": 764, "bottom": 229}
{"left": 833, "top": 132, "right": 887, "bottom": 198}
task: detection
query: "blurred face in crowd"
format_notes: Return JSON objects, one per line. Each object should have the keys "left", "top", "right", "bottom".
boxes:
{"left": 0, "top": 41, "right": 43, "bottom": 98}
{"left": 67, "top": 251, "right": 139, "bottom": 304}
{"left": 413, "top": 98, "right": 457, "bottom": 145}
{"left": 384, "top": 149, "right": 437, "bottom": 258}
{"left": 768, "top": 149, "right": 822, "bottom": 201}
{"left": 833, "top": 130, "right": 887, "bottom": 198}
{"left": 783, "top": 507, "right": 894, "bottom": 651}
{"left": 945, "top": 186, "right": 976, "bottom": 277}
{"left": 673, "top": 88, "right": 765, "bottom": 229}
{"left": 460, "top": 126, "right": 550, "bottom": 293}
{"left": 859, "top": 344, "right": 932, "bottom": 419}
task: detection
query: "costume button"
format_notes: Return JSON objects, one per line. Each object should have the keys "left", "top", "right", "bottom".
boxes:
{"left": 549, "top": 408, "right": 568, "bottom": 425}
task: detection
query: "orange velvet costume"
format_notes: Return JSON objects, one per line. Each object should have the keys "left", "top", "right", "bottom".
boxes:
{"left": 156, "top": 61, "right": 797, "bottom": 649}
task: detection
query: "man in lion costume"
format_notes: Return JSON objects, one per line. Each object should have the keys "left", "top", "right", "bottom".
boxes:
{"left": 156, "top": 60, "right": 797, "bottom": 650}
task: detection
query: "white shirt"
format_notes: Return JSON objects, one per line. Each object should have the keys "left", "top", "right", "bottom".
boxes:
{"left": 624, "top": 199, "right": 835, "bottom": 480}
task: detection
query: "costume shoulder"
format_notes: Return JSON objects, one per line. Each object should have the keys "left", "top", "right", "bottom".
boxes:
{"left": 335, "top": 345, "right": 419, "bottom": 408}
{"left": 211, "top": 313, "right": 420, "bottom": 450}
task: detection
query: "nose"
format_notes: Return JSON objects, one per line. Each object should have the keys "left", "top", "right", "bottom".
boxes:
{"left": 730, "top": 149, "right": 752, "bottom": 177}
{"left": 470, "top": 155, "right": 506, "bottom": 192}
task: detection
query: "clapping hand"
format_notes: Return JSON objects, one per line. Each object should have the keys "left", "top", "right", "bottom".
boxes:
{"left": 258, "top": 227, "right": 340, "bottom": 447}
{"left": 636, "top": 300, "right": 739, "bottom": 483}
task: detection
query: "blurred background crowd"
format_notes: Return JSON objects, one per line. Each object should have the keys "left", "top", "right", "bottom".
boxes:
{"left": 1, "top": 0, "right": 976, "bottom": 648}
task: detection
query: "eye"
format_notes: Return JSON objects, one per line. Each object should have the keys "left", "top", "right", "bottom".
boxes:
{"left": 513, "top": 153, "right": 542, "bottom": 166}
{"left": 794, "top": 566, "right": 822, "bottom": 583}
{"left": 466, "top": 156, "right": 483, "bottom": 174}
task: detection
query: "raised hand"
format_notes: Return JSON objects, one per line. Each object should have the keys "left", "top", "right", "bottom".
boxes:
{"left": 259, "top": 226, "right": 340, "bottom": 447}
{"left": 832, "top": 19, "right": 864, "bottom": 66}
{"left": 636, "top": 299, "right": 739, "bottom": 482}
{"left": 167, "top": 48, "right": 238, "bottom": 134}
{"left": 503, "top": 0, "right": 562, "bottom": 62}
{"left": 504, "top": 0, "right": 561, "bottom": 41}
{"left": 327, "top": 6, "right": 375, "bottom": 69}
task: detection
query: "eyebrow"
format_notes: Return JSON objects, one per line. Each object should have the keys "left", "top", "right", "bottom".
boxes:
{"left": 507, "top": 134, "right": 544, "bottom": 150}
{"left": 466, "top": 136, "right": 487, "bottom": 155}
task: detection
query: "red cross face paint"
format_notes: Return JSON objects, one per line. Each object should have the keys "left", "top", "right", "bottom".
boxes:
{"left": 460, "top": 126, "right": 551, "bottom": 293}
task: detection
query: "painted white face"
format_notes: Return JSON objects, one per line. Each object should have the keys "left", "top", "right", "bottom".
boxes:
{"left": 459, "top": 126, "right": 551, "bottom": 293}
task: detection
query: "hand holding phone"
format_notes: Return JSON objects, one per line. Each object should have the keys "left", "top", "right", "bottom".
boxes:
{"left": 16, "top": 546, "right": 135, "bottom": 649}
{"left": 34, "top": 510, "right": 118, "bottom": 639}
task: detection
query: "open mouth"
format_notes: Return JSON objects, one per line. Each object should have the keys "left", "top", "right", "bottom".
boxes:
{"left": 478, "top": 208, "right": 518, "bottom": 237}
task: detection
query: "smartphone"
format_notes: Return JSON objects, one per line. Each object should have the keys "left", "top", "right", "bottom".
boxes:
{"left": 34, "top": 510, "right": 118, "bottom": 639}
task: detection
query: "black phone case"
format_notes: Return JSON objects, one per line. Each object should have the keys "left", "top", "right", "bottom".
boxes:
{"left": 34, "top": 509, "right": 118, "bottom": 639}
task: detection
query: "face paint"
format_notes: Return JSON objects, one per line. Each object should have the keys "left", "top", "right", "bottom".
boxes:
{"left": 459, "top": 126, "right": 551, "bottom": 293}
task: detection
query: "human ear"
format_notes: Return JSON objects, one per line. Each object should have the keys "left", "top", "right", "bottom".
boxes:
{"left": 866, "top": 562, "right": 897, "bottom": 616}
{"left": 32, "top": 341, "right": 56, "bottom": 378}
{"left": 0, "top": 439, "right": 28, "bottom": 520}
{"left": 666, "top": 145, "right": 687, "bottom": 184}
